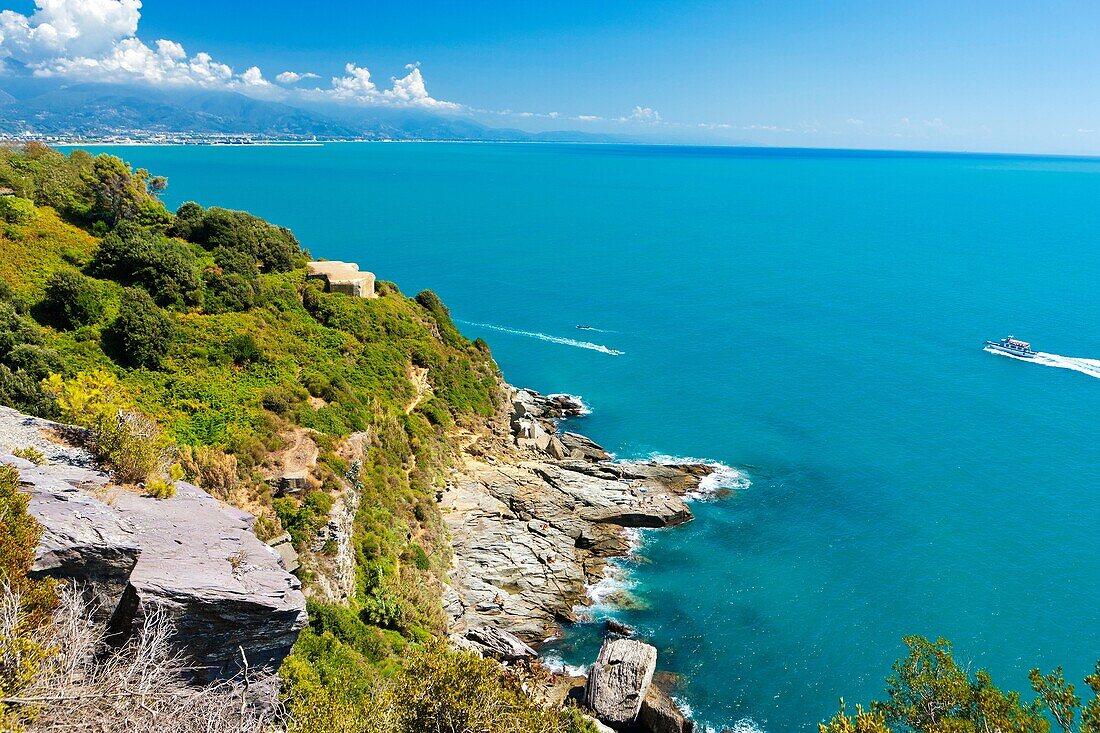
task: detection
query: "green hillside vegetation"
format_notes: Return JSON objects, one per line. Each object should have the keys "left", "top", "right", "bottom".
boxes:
{"left": 0, "top": 143, "right": 593, "bottom": 732}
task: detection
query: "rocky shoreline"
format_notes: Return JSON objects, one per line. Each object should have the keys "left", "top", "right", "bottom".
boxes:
{"left": 443, "top": 387, "right": 713, "bottom": 732}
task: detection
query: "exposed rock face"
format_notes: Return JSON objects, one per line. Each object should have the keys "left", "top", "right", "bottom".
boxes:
{"left": 443, "top": 458, "right": 696, "bottom": 641}
{"left": 560, "top": 431, "right": 611, "bottom": 461}
{"left": 14, "top": 456, "right": 140, "bottom": 619}
{"left": 444, "top": 388, "right": 702, "bottom": 730}
{"left": 513, "top": 390, "right": 588, "bottom": 421}
{"left": 463, "top": 625, "right": 538, "bottom": 661}
{"left": 103, "top": 482, "right": 307, "bottom": 679}
{"left": 640, "top": 684, "right": 695, "bottom": 733}
{"left": 0, "top": 406, "right": 307, "bottom": 681}
{"left": 585, "top": 638, "right": 657, "bottom": 725}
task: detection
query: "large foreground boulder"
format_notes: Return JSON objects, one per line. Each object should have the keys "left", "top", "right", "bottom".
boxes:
{"left": 12, "top": 455, "right": 141, "bottom": 619}
{"left": 103, "top": 481, "right": 307, "bottom": 679}
{"left": 585, "top": 638, "right": 658, "bottom": 725}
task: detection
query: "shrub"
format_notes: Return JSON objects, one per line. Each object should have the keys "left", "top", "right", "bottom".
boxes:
{"left": 89, "top": 222, "right": 201, "bottom": 307}
{"left": 0, "top": 196, "right": 35, "bottom": 224}
{"left": 204, "top": 272, "right": 258, "bottom": 313}
{"left": 178, "top": 207, "right": 305, "bottom": 274}
{"left": 178, "top": 445, "right": 240, "bottom": 499}
{"left": 390, "top": 642, "right": 576, "bottom": 733}
{"left": 41, "top": 268, "right": 104, "bottom": 329}
{"left": 274, "top": 490, "right": 334, "bottom": 548}
{"left": 5, "top": 344, "right": 61, "bottom": 381}
{"left": 11, "top": 446, "right": 44, "bottom": 464}
{"left": 0, "top": 463, "right": 56, "bottom": 723}
{"left": 1, "top": 585, "right": 278, "bottom": 733}
{"left": 103, "top": 289, "right": 174, "bottom": 369}
{"left": 145, "top": 477, "right": 176, "bottom": 499}
{"left": 261, "top": 385, "right": 303, "bottom": 415}
{"left": 0, "top": 301, "right": 57, "bottom": 416}
{"left": 42, "top": 370, "right": 170, "bottom": 483}
{"left": 225, "top": 333, "right": 263, "bottom": 365}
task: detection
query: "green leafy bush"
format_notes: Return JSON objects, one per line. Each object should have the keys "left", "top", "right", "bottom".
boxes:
{"left": 42, "top": 370, "right": 169, "bottom": 483}
{"left": 274, "top": 490, "right": 334, "bottom": 548}
{"left": 0, "top": 300, "right": 58, "bottom": 415}
{"left": 173, "top": 204, "right": 305, "bottom": 274}
{"left": 103, "top": 288, "right": 174, "bottom": 369}
{"left": 89, "top": 222, "right": 201, "bottom": 307}
{"left": 204, "top": 271, "right": 258, "bottom": 313}
{"left": 40, "top": 268, "right": 104, "bottom": 329}
{"left": 11, "top": 446, "right": 44, "bottom": 464}
{"left": 0, "top": 196, "right": 36, "bottom": 224}
{"left": 225, "top": 333, "right": 263, "bottom": 364}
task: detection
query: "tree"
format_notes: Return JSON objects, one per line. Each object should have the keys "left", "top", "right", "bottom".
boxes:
{"left": 826, "top": 636, "right": 1100, "bottom": 733}
{"left": 41, "top": 269, "right": 104, "bottom": 329}
{"left": 820, "top": 700, "right": 892, "bottom": 733}
{"left": 89, "top": 222, "right": 201, "bottom": 307}
{"left": 174, "top": 206, "right": 305, "bottom": 274}
{"left": 103, "top": 289, "right": 174, "bottom": 369}
{"left": 88, "top": 155, "right": 147, "bottom": 226}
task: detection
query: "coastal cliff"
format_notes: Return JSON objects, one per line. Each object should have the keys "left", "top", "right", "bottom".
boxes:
{"left": 0, "top": 144, "right": 701, "bottom": 732}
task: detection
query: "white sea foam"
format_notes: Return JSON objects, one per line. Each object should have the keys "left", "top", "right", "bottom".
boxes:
{"left": 541, "top": 654, "right": 590, "bottom": 677}
{"left": 456, "top": 320, "right": 625, "bottom": 355}
{"left": 581, "top": 562, "right": 636, "bottom": 614}
{"left": 704, "top": 719, "right": 766, "bottom": 733}
{"left": 647, "top": 454, "right": 752, "bottom": 500}
{"left": 984, "top": 346, "right": 1100, "bottom": 379}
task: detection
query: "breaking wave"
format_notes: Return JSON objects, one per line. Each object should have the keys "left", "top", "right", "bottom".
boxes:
{"left": 456, "top": 320, "right": 624, "bottom": 355}
{"left": 647, "top": 454, "right": 752, "bottom": 500}
{"left": 984, "top": 347, "right": 1100, "bottom": 379}
{"left": 541, "top": 654, "right": 589, "bottom": 677}
{"left": 703, "top": 719, "right": 766, "bottom": 733}
{"left": 546, "top": 393, "right": 593, "bottom": 416}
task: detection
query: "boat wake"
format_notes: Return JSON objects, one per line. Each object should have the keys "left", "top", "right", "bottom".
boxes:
{"left": 456, "top": 320, "right": 624, "bottom": 355}
{"left": 984, "top": 347, "right": 1100, "bottom": 379}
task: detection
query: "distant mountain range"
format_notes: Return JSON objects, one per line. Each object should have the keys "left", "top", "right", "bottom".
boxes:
{"left": 0, "top": 76, "right": 631, "bottom": 143}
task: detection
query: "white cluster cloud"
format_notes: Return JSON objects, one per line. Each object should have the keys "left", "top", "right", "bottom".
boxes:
{"left": 326, "top": 62, "right": 458, "bottom": 109}
{"left": 624, "top": 106, "right": 661, "bottom": 123}
{"left": 275, "top": 70, "right": 319, "bottom": 85}
{"left": 0, "top": 0, "right": 140, "bottom": 61}
{"left": 0, "top": 0, "right": 458, "bottom": 108}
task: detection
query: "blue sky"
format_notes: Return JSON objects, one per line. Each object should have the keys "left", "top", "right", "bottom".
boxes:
{"left": 3, "top": 0, "right": 1100, "bottom": 152}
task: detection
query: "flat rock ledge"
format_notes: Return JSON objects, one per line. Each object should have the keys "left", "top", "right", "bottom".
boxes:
{"left": 443, "top": 387, "right": 714, "bottom": 644}
{"left": 443, "top": 457, "right": 699, "bottom": 642}
{"left": 0, "top": 406, "right": 307, "bottom": 681}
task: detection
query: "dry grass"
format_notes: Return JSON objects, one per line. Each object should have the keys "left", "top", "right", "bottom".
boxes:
{"left": 1, "top": 583, "right": 282, "bottom": 733}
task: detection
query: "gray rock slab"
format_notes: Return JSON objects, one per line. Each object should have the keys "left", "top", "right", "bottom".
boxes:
{"left": 585, "top": 638, "right": 658, "bottom": 725}
{"left": 640, "top": 683, "right": 695, "bottom": 733}
{"left": 465, "top": 625, "right": 537, "bottom": 660}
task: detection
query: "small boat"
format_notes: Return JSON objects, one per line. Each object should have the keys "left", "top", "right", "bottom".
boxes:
{"left": 984, "top": 335, "right": 1037, "bottom": 358}
{"left": 576, "top": 325, "right": 594, "bottom": 330}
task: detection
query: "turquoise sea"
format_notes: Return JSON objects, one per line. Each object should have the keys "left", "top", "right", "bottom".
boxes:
{"left": 83, "top": 143, "right": 1100, "bottom": 732}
